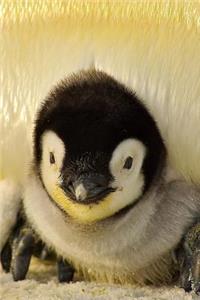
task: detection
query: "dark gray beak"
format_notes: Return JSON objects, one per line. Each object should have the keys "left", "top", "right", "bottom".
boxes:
{"left": 62, "top": 174, "right": 115, "bottom": 203}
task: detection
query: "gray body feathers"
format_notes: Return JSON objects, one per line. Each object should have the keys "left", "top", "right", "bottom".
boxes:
{"left": 23, "top": 168, "right": 200, "bottom": 285}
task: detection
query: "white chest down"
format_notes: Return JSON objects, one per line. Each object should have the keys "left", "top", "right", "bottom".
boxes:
{"left": 23, "top": 174, "right": 200, "bottom": 285}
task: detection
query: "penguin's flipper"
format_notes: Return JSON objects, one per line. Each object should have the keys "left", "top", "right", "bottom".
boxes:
{"left": 0, "top": 212, "right": 25, "bottom": 273}
{"left": 178, "top": 221, "right": 200, "bottom": 295}
{"left": 1, "top": 240, "right": 12, "bottom": 272}
{"left": 1, "top": 215, "right": 75, "bottom": 283}
{"left": 11, "top": 225, "right": 35, "bottom": 281}
{"left": 0, "top": 211, "right": 37, "bottom": 281}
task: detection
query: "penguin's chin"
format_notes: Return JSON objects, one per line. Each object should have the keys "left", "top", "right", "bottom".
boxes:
{"left": 46, "top": 185, "right": 139, "bottom": 224}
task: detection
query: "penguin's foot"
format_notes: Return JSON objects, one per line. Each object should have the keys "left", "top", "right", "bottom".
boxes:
{"left": 57, "top": 258, "right": 74, "bottom": 282}
{"left": 0, "top": 215, "right": 75, "bottom": 283}
{"left": 177, "top": 221, "right": 200, "bottom": 295}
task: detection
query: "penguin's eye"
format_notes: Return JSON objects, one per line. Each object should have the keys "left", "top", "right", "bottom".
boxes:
{"left": 123, "top": 156, "right": 133, "bottom": 170}
{"left": 49, "top": 152, "right": 55, "bottom": 164}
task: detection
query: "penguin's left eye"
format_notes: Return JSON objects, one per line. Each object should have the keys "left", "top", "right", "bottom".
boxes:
{"left": 123, "top": 156, "right": 133, "bottom": 170}
{"left": 49, "top": 152, "right": 55, "bottom": 164}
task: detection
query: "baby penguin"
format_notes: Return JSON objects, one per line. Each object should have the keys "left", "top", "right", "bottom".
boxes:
{"left": 1, "top": 70, "right": 200, "bottom": 293}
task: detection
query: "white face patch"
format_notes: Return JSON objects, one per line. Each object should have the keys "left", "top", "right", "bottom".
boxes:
{"left": 40, "top": 130, "right": 65, "bottom": 195}
{"left": 109, "top": 138, "right": 146, "bottom": 209}
{"left": 40, "top": 133, "right": 146, "bottom": 224}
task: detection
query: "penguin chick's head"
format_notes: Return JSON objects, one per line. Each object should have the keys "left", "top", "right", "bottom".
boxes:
{"left": 34, "top": 70, "right": 165, "bottom": 224}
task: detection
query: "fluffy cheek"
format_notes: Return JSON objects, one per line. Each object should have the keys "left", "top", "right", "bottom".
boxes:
{"left": 40, "top": 129, "right": 65, "bottom": 199}
{"left": 109, "top": 139, "right": 146, "bottom": 207}
{"left": 111, "top": 172, "right": 145, "bottom": 209}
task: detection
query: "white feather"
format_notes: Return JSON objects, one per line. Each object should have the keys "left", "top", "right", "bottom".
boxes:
{"left": 0, "top": 180, "right": 21, "bottom": 251}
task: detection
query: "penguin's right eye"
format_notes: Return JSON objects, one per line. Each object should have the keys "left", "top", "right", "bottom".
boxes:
{"left": 49, "top": 152, "right": 55, "bottom": 164}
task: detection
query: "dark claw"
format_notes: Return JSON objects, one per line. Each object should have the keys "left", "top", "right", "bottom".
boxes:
{"left": 11, "top": 229, "right": 35, "bottom": 281}
{"left": 177, "top": 221, "right": 200, "bottom": 295}
{"left": 57, "top": 258, "right": 74, "bottom": 283}
{"left": 1, "top": 240, "right": 12, "bottom": 272}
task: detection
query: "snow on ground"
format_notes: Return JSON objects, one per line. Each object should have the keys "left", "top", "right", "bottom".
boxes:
{"left": 0, "top": 258, "right": 199, "bottom": 300}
